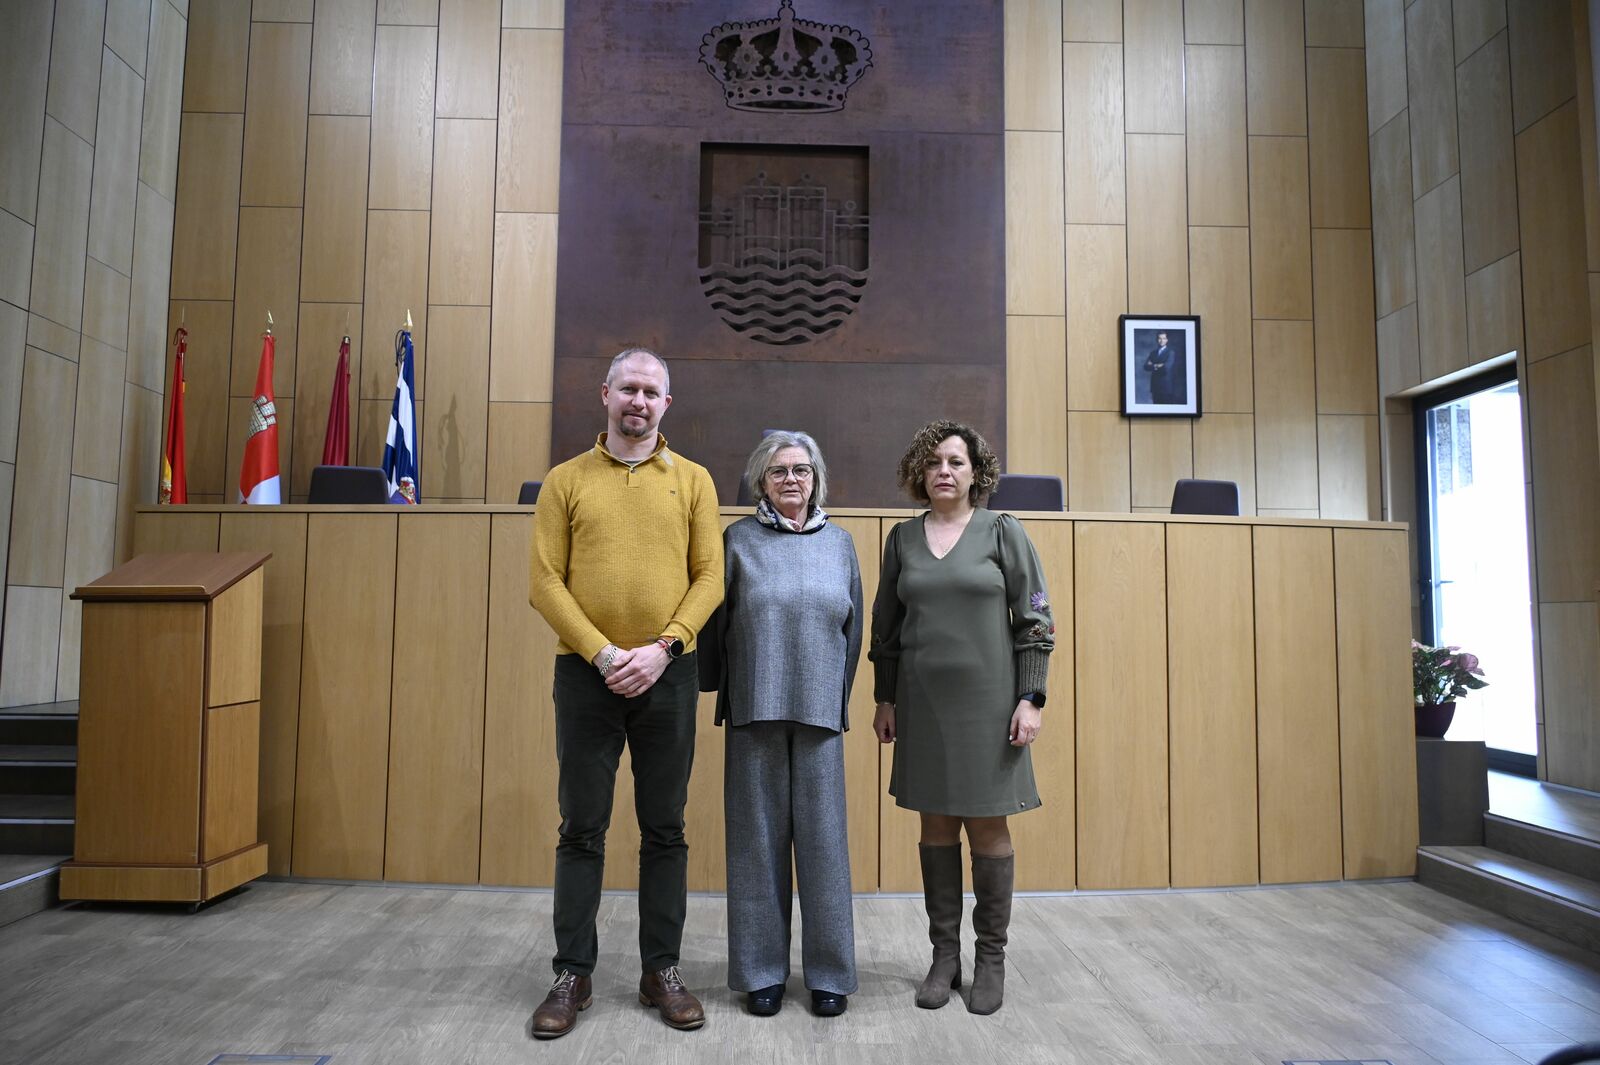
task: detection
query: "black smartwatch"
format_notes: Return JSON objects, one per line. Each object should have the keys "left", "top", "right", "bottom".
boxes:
{"left": 1021, "top": 691, "right": 1046, "bottom": 709}
{"left": 657, "top": 636, "right": 685, "bottom": 658}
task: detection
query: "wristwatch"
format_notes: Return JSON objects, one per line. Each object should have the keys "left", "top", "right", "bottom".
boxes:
{"left": 1021, "top": 691, "right": 1046, "bottom": 709}
{"left": 656, "top": 636, "right": 685, "bottom": 659}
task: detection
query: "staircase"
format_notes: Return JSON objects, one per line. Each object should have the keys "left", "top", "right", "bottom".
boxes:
{"left": 0, "top": 702, "right": 77, "bottom": 927}
{"left": 1418, "top": 772, "right": 1600, "bottom": 953}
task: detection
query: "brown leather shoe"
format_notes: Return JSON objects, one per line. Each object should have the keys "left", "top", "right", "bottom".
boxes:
{"left": 531, "top": 969, "right": 592, "bottom": 1040}
{"left": 638, "top": 965, "right": 705, "bottom": 1030}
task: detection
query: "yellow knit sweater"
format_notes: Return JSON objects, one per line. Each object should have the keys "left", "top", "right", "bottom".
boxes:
{"left": 528, "top": 434, "right": 724, "bottom": 660}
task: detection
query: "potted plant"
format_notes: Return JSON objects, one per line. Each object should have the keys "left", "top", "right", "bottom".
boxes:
{"left": 1412, "top": 640, "right": 1488, "bottom": 737}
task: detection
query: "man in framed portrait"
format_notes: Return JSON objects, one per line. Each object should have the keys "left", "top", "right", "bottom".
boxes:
{"left": 1144, "top": 331, "right": 1186, "bottom": 404}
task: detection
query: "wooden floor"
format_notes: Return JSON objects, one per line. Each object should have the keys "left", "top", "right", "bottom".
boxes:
{"left": 1492, "top": 771, "right": 1600, "bottom": 841}
{"left": 2, "top": 879, "right": 1599, "bottom": 1065}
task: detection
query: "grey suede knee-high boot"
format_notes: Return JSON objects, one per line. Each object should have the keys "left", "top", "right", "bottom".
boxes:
{"left": 967, "top": 851, "right": 1014, "bottom": 1015}
{"left": 915, "top": 843, "right": 964, "bottom": 1009}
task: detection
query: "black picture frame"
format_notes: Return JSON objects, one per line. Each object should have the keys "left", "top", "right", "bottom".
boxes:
{"left": 1119, "top": 314, "right": 1201, "bottom": 417}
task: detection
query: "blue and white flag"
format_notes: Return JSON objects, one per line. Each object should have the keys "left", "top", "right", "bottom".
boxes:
{"left": 382, "top": 328, "right": 420, "bottom": 504}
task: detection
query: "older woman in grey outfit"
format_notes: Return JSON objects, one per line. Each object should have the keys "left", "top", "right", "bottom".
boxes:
{"left": 700, "top": 430, "right": 862, "bottom": 1018}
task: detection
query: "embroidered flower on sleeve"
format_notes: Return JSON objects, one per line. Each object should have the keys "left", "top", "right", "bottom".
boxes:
{"left": 1030, "top": 591, "right": 1051, "bottom": 614}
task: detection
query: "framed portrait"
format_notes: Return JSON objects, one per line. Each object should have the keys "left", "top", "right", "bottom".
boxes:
{"left": 1120, "top": 314, "right": 1201, "bottom": 417}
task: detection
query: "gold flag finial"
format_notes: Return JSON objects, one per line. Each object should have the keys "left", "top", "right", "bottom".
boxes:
{"left": 404, "top": 308, "right": 413, "bottom": 330}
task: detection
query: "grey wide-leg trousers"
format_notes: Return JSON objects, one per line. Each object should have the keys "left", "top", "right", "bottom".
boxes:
{"left": 724, "top": 720, "right": 857, "bottom": 995}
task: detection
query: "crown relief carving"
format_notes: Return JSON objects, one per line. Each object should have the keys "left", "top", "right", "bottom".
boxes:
{"left": 700, "top": 0, "right": 873, "bottom": 113}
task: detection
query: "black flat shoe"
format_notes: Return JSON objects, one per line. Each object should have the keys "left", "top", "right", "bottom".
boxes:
{"left": 810, "top": 990, "right": 848, "bottom": 1017}
{"left": 747, "top": 983, "right": 785, "bottom": 1016}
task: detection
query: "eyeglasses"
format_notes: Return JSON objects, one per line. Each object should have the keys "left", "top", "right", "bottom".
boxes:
{"left": 764, "top": 464, "right": 815, "bottom": 482}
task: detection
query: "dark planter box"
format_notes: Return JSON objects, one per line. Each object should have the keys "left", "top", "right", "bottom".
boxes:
{"left": 1416, "top": 737, "right": 1489, "bottom": 845}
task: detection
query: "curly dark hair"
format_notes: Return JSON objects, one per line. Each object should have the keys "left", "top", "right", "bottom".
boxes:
{"left": 895, "top": 420, "right": 1001, "bottom": 506}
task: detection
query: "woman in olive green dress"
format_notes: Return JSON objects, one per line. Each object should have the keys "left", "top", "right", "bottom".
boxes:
{"left": 870, "top": 420, "right": 1054, "bottom": 1016}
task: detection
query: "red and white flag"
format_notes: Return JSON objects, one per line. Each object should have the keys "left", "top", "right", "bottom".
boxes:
{"left": 159, "top": 327, "right": 188, "bottom": 504}
{"left": 238, "top": 332, "right": 282, "bottom": 504}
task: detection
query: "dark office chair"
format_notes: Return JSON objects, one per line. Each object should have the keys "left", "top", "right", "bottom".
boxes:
{"left": 307, "top": 465, "right": 390, "bottom": 504}
{"left": 985, "top": 474, "right": 1064, "bottom": 512}
{"left": 1169, "top": 478, "right": 1240, "bottom": 516}
{"left": 517, "top": 480, "right": 542, "bottom": 505}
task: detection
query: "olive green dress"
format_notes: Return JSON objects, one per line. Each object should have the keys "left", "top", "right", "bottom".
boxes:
{"left": 870, "top": 509, "right": 1055, "bottom": 817}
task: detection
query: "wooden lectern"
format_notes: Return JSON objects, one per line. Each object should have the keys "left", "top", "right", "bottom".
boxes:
{"left": 60, "top": 552, "right": 272, "bottom": 905}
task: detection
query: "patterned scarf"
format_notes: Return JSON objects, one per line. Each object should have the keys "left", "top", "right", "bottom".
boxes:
{"left": 756, "top": 496, "right": 829, "bottom": 533}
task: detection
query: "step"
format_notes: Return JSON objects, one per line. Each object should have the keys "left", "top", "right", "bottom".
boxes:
{"left": 0, "top": 794, "right": 73, "bottom": 854}
{"left": 0, "top": 854, "right": 64, "bottom": 928}
{"left": 0, "top": 744, "right": 77, "bottom": 797}
{"left": 1486, "top": 813, "right": 1600, "bottom": 882}
{"left": 0, "top": 744, "right": 76, "bottom": 764}
{"left": 0, "top": 713, "right": 77, "bottom": 747}
{"left": 1418, "top": 846, "right": 1600, "bottom": 953}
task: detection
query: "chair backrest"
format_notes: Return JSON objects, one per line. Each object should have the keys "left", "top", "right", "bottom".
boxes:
{"left": 1170, "top": 478, "right": 1240, "bottom": 516}
{"left": 986, "top": 474, "right": 1064, "bottom": 512}
{"left": 307, "top": 465, "right": 390, "bottom": 504}
{"left": 517, "top": 480, "right": 542, "bottom": 505}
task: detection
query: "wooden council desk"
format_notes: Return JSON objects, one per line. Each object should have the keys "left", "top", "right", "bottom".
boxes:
{"left": 130, "top": 505, "right": 1417, "bottom": 894}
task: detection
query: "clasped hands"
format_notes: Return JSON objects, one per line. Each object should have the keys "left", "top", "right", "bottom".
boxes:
{"left": 873, "top": 699, "right": 1042, "bottom": 748}
{"left": 592, "top": 641, "right": 670, "bottom": 698}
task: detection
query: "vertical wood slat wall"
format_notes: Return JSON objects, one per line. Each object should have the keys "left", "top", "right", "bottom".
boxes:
{"left": 1365, "top": 0, "right": 1600, "bottom": 790}
{"left": 0, "top": 0, "right": 189, "bottom": 708}
{"left": 165, "top": 0, "right": 561, "bottom": 508}
{"left": 1004, "top": 0, "right": 1380, "bottom": 523}
{"left": 133, "top": 505, "right": 1418, "bottom": 890}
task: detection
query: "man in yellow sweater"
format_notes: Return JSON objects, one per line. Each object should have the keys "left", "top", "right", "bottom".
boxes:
{"left": 527, "top": 347, "right": 724, "bottom": 1039}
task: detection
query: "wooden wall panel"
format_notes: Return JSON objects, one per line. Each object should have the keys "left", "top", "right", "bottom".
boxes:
{"left": 437, "top": 0, "right": 500, "bottom": 119}
{"left": 1065, "top": 0, "right": 1122, "bottom": 42}
{"left": 8, "top": 349, "right": 76, "bottom": 586}
{"left": 130, "top": 512, "right": 221, "bottom": 556}
{"left": 219, "top": 512, "right": 308, "bottom": 877}
{"left": 1004, "top": 0, "right": 1062, "bottom": 130}
{"left": 370, "top": 26, "right": 437, "bottom": 210}
{"left": 385, "top": 514, "right": 490, "bottom": 883}
{"left": 1528, "top": 347, "right": 1600, "bottom": 604}
{"left": 1516, "top": 102, "right": 1589, "bottom": 363}
{"left": 1312, "top": 228, "right": 1378, "bottom": 414}
{"left": 165, "top": 300, "right": 233, "bottom": 498}
{"left": 255, "top": 0, "right": 315, "bottom": 21}
{"left": 29, "top": 119, "right": 94, "bottom": 331}
{"left": 1005, "top": 315, "right": 1068, "bottom": 484}
{"left": 140, "top": 0, "right": 187, "bottom": 200}
{"left": 309, "top": 0, "right": 377, "bottom": 115}
{"left": 1414, "top": 176, "right": 1469, "bottom": 383}
{"left": 1452, "top": 0, "right": 1504, "bottom": 60}
{"left": 71, "top": 339, "right": 127, "bottom": 484}
{"left": 128, "top": 185, "right": 176, "bottom": 392}
{"left": 1305, "top": 0, "right": 1363, "bottom": 47}
{"left": 1130, "top": 419, "right": 1192, "bottom": 508}
{"left": 485, "top": 400, "right": 551, "bottom": 502}
{"left": 381, "top": 0, "right": 437, "bottom": 24}
{"left": 479, "top": 513, "right": 555, "bottom": 886}
{"left": 1193, "top": 412, "right": 1256, "bottom": 514}
{"left": 1068, "top": 412, "right": 1130, "bottom": 512}
{"left": 301, "top": 116, "right": 370, "bottom": 304}
{"left": 1125, "top": 134, "right": 1189, "bottom": 312}
{"left": 1076, "top": 521, "right": 1168, "bottom": 888}
{"left": 0, "top": 586, "right": 62, "bottom": 706}
{"left": 182, "top": 0, "right": 249, "bottom": 113}
{"left": 1404, "top": 0, "right": 1459, "bottom": 196}
{"left": 86, "top": 50, "right": 143, "bottom": 276}
{"left": 0, "top": 0, "right": 52, "bottom": 224}
{"left": 423, "top": 305, "right": 490, "bottom": 498}
{"left": 291, "top": 304, "right": 362, "bottom": 499}
{"left": 1364, "top": 0, "right": 1407, "bottom": 132}
{"left": 829, "top": 516, "right": 884, "bottom": 894}
{"left": 503, "top": 0, "right": 562, "bottom": 29}
{"left": 170, "top": 113, "right": 243, "bottom": 302}
{"left": 56, "top": 479, "right": 117, "bottom": 700}
{"left": 1306, "top": 47, "right": 1369, "bottom": 228}
{"left": 1185, "top": 0, "right": 1241, "bottom": 45}
{"left": 1507, "top": 0, "right": 1576, "bottom": 134}
{"left": 1010, "top": 519, "right": 1074, "bottom": 890}
{"left": 428, "top": 119, "right": 496, "bottom": 305}
{"left": 1376, "top": 303, "right": 1421, "bottom": 400}
{"left": 1168, "top": 523, "right": 1256, "bottom": 887}
{"left": 1123, "top": 0, "right": 1185, "bottom": 134}
{"left": 240, "top": 21, "right": 312, "bottom": 207}
{"left": 494, "top": 27, "right": 563, "bottom": 207}
{"left": 1189, "top": 226, "right": 1252, "bottom": 412}
{"left": 1540, "top": 602, "right": 1600, "bottom": 791}
{"left": 1465, "top": 252, "right": 1523, "bottom": 364}
{"left": 1065, "top": 224, "right": 1127, "bottom": 411}
{"left": 1254, "top": 525, "right": 1341, "bottom": 883}
{"left": 360, "top": 211, "right": 430, "bottom": 399}
{"left": 1244, "top": 0, "right": 1307, "bottom": 135}
{"left": 1063, "top": 43, "right": 1126, "bottom": 224}
{"left": 1456, "top": 32, "right": 1518, "bottom": 274}
{"left": 82, "top": 259, "right": 130, "bottom": 353}
{"left": 231, "top": 207, "right": 302, "bottom": 399}
{"left": 1247, "top": 136, "right": 1313, "bottom": 320}
{"left": 1317, "top": 414, "right": 1380, "bottom": 520}
{"left": 1370, "top": 112, "right": 1417, "bottom": 318}
{"left": 293, "top": 513, "right": 396, "bottom": 879}
{"left": 1185, "top": 45, "right": 1247, "bottom": 227}
{"left": 0, "top": 214, "right": 32, "bottom": 311}
{"left": 1334, "top": 528, "right": 1418, "bottom": 878}
{"left": 1252, "top": 320, "right": 1318, "bottom": 510}
{"left": 1005, "top": 131, "right": 1067, "bottom": 316}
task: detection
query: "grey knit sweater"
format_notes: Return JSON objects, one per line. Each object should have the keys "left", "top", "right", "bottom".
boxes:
{"left": 699, "top": 514, "right": 864, "bottom": 731}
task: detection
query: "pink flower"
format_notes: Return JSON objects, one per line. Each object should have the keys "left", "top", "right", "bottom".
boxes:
{"left": 1457, "top": 653, "right": 1479, "bottom": 673}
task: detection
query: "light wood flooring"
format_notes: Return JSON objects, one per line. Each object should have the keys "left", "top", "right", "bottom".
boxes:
{"left": 2, "top": 879, "right": 1599, "bottom": 1065}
